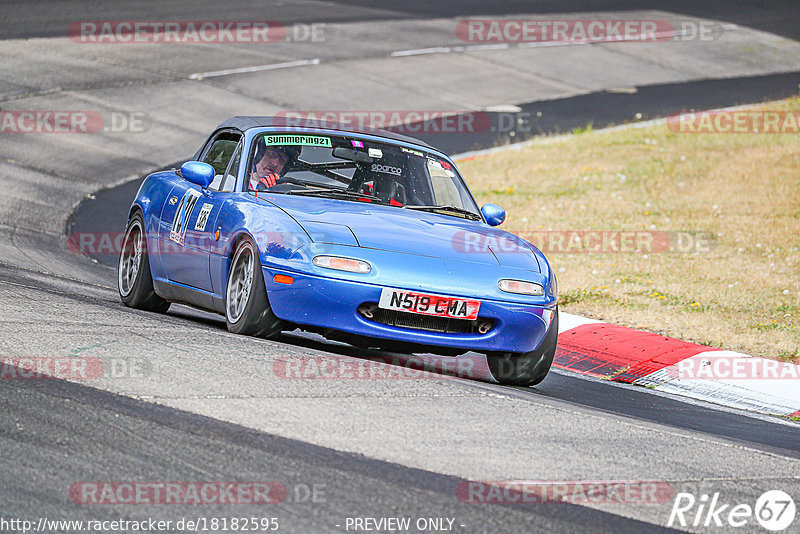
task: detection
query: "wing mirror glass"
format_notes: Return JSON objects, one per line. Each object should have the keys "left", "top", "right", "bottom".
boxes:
{"left": 481, "top": 203, "right": 506, "bottom": 226}
{"left": 180, "top": 161, "right": 215, "bottom": 188}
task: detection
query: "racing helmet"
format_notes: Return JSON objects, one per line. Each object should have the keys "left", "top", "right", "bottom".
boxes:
{"left": 253, "top": 138, "right": 301, "bottom": 176}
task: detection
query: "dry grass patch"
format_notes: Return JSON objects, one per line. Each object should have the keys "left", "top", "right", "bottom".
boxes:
{"left": 458, "top": 98, "right": 800, "bottom": 361}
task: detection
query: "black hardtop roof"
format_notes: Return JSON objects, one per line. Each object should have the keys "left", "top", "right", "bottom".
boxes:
{"left": 216, "top": 116, "right": 433, "bottom": 148}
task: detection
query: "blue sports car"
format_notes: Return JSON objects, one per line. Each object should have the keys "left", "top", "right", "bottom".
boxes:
{"left": 118, "top": 117, "right": 558, "bottom": 385}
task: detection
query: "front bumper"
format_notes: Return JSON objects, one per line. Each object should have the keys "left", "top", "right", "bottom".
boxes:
{"left": 263, "top": 267, "right": 553, "bottom": 354}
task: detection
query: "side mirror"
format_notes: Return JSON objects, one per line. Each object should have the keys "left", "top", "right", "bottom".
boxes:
{"left": 481, "top": 203, "right": 506, "bottom": 226}
{"left": 180, "top": 161, "right": 215, "bottom": 188}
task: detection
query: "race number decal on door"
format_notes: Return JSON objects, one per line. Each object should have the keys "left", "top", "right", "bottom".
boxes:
{"left": 194, "top": 203, "right": 214, "bottom": 231}
{"left": 170, "top": 190, "right": 201, "bottom": 244}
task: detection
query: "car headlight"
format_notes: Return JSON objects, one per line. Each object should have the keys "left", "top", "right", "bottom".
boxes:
{"left": 498, "top": 279, "right": 545, "bottom": 296}
{"left": 313, "top": 255, "right": 371, "bottom": 273}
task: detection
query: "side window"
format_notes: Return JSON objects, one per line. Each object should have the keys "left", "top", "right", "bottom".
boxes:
{"left": 219, "top": 143, "right": 242, "bottom": 192}
{"left": 202, "top": 131, "right": 241, "bottom": 191}
{"left": 427, "top": 158, "right": 461, "bottom": 207}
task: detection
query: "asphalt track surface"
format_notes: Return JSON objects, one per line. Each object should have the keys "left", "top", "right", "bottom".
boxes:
{"left": 2, "top": 1, "right": 800, "bottom": 533}
{"left": 3, "top": 0, "right": 800, "bottom": 41}
{"left": 2, "top": 358, "right": 676, "bottom": 534}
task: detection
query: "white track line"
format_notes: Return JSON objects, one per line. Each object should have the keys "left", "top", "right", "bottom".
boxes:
{"left": 189, "top": 58, "right": 321, "bottom": 80}
{"left": 636, "top": 351, "right": 800, "bottom": 417}
{"left": 391, "top": 47, "right": 454, "bottom": 57}
{"left": 390, "top": 44, "right": 511, "bottom": 57}
{"left": 392, "top": 25, "right": 740, "bottom": 56}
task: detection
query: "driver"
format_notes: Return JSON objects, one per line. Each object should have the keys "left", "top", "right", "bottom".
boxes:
{"left": 248, "top": 142, "right": 300, "bottom": 191}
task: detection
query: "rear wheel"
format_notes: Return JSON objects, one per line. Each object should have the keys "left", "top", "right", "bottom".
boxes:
{"left": 118, "top": 211, "right": 170, "bottom": 313}
{"left": 225, "top": 237, "right": 282, "bottom": 338}
{"left": 487, "top": 309, "right": 558, "bottom": 386}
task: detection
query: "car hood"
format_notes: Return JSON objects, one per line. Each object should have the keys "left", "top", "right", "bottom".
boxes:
{"left": 264, "top": 194, "right": 540, "bottom": 271}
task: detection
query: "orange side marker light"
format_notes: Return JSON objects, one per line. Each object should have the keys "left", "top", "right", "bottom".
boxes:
{"left": 273, "top": 274, "right": 294, "bottom": 285}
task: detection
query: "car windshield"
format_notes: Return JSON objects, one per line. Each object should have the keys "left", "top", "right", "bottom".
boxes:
{"left": 246, "top": 132, "right": 481, "bottom": 220}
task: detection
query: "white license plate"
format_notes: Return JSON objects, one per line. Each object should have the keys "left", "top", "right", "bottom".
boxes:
{"left": 378, "top": 287, "right": 481, "bottom": 320}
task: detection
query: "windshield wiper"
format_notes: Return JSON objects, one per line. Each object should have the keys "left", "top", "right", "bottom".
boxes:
{"left": 403, "top": 205, "right": 481, "bottom": 220}
{"left": 284, "top": 188, "right": 386, "bottom": 203}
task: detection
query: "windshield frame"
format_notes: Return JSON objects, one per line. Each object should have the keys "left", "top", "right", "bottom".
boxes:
{"left": 236, "top": 127, "right": 484, "bottom": 222}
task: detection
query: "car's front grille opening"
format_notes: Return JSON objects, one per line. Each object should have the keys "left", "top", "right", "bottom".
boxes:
{"left": 357, "top": 303, "right": 493, "bottom": 335}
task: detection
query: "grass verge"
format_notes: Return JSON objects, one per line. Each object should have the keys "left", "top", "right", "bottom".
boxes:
{"left": 458, "top": 98, "right": 800, "bottom": 362}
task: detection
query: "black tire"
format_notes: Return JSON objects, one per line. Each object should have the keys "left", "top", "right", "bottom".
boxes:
{"left": 225, "top": 237, "right": 282, "bottom": 338}
{"left": 118, "top": 211, "right": 170, "bottom": 313}
{"left": 487, "top": 308, "right": 559, "bottom": 386}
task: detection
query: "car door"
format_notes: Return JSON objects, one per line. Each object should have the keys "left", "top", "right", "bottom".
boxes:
{"left": 159, "top": 131, "right": 241, "bottom": 292}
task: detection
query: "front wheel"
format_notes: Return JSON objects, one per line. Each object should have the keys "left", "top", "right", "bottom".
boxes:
{"left": 118, "top": 211, "right": 170, "bottom": 313}
{"left": 487, "top": 309, "right": 558, "bottom": 386}
{"left": 225, "top": 237, "right": 282, "bottom": 338}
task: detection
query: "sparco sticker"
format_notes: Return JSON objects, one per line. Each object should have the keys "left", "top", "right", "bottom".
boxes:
{"left": 371, "top": 163, "right": 402, "bottom": 176}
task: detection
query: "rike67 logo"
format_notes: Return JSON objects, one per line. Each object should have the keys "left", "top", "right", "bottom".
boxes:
{"left": 668, "top": 490, "right": 796, "bottom": 531}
